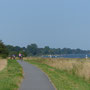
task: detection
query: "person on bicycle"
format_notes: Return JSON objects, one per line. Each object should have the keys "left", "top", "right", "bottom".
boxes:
{"left": 19, "top": 53, "right": 23, "bottom": 60}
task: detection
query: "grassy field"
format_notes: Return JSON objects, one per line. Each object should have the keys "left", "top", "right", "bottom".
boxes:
{"left": 25, "top": 58, "right": 90, "bottom": 90}
{"left": 0, "top": 59, "right": 23, "bottom": 90}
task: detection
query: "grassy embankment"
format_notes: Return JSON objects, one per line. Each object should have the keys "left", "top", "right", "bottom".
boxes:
{"left": 25, "top": 57, "right": 90, "bottom": 90}
{"left": 0, "top": 59, "right": 23, "bottom": 90}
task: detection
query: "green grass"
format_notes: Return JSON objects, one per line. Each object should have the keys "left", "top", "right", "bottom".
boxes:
{"left": 0, "top": 59, "right": 23, "bottom": 90}
{"left": 26, "top": 59, "right": 90, "bottom": 90}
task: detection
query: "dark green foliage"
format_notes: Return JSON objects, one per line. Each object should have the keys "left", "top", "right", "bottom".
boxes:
{"left": 43, "top": 46, "right": 50, "bottom": 54}
{"left": 26, "top": 44, "right": 38, "bottom": 56}
{"left": 6, "top": 45, "right": 27, "bottom": 57}
{"left": 5, "top": 43, "right": 90, "bottom": 56}
{"left": 0, "top": 40, "right": 8, "bottom": 58}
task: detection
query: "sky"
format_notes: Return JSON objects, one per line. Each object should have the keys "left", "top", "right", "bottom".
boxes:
{"left": 0, "top": 0, "right": 90, "bottom": 50}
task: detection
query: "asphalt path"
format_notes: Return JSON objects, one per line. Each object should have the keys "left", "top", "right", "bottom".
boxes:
{"left": 17, "top": 60, "right": 55, "bottom": 90}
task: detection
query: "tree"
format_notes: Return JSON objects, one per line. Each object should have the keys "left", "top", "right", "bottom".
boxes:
{"left": 27, "top": 44, "right": 38, "bottom": 56}
{"left": 0, "top": 40, "right": 8, "bottom": 58}
{"left": 43, "top": 46, "right": 50, "bottom": 55}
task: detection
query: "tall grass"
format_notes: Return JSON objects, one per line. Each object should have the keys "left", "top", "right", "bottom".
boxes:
{"left": 25, "top": 58, "right": 90, "bottom": 90}
{"left": 24, "top": 57, "right": 90, "bottom": 80}
{"left": 45, "top": 58, "right": 90, "bottom": 80}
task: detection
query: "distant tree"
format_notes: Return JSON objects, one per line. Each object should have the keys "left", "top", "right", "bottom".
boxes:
{"left": 54, "top": 48, "right": 61, "bottom": 54}
{"left": 5, "top": 43, "right": 90, "bottom": 57}
{"left": 36, "top": 48, "right": 44, "bottom": 56}
{"left": 61, "top": 48, "right": 72, "bottom": 54}
{"left": 14, "top": 46, "right": 21, "bottom": 52}
{"left": 43, "top": 46, "right": 50, "bottom": 55}
{"left": 27, "top": 44, "right": 38, "bottom": 56}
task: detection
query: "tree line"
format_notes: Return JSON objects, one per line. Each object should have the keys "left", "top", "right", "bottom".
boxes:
{"left": 6, "top": 44, "right": 90, "bottom": 57}
{"left": 0, "top": 40, "right": 90, "bottom": 58}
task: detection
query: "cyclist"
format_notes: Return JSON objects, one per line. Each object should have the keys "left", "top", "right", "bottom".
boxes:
{"left": 19, "top": 53, "right": 23, "bottom": 60}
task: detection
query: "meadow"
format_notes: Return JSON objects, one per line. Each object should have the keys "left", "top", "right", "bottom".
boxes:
{"left": 25, "top": 57, "right": 90, "bottom": 90}
{"left": 0, "top": 59, "right": 23, "bottom": 90}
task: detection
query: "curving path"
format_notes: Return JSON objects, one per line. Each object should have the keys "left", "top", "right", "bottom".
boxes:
{"left": 17, "top": 60, "right": 55, "bottom": 90}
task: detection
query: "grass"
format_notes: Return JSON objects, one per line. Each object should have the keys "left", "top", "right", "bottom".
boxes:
{"left": 25, "top": 58, "right": 90, "bottom": 90}
{"left": 0, "top": 59, "right": 23, "bottom": 90}
{"left": 45, "top": 58, "right": 90, "bottom": 80}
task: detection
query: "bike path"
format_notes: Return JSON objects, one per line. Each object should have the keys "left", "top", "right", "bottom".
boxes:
{"left": 17, "top": 60, "right": 55, "bottom": 90}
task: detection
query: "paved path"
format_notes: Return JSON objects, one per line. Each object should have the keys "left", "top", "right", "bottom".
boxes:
{"left": 17, "top": 60, "right": 55, "bottom": 90}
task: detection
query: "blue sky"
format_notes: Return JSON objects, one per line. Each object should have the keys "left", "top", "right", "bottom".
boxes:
{"left": 0, "top": 0, "right": 90, "bottom": 49}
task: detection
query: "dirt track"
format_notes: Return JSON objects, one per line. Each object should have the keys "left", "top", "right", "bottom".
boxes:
{"left": 0, "top": 59, "right": 7, "bottom": 71}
